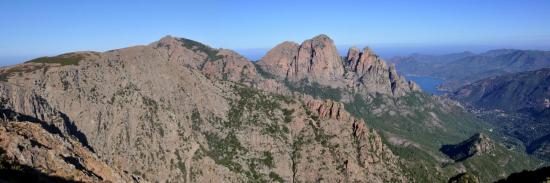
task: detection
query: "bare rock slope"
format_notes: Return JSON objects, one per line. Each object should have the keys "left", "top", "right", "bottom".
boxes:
{"left": 0, "top": 121, "right": 134, "bottom": 183}
{"left": 0, "top": 35, "right": 408, "bottom": 182}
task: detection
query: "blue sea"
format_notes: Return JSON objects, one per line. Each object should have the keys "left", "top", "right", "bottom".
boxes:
{"left": 406, "top": 76, "right": 446, "bottom": 95}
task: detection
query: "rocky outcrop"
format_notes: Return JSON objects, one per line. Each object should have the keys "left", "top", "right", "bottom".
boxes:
{"left": 298, "top": 99, "right": 407, "bottom": 182}
{"left": 306, "top": 99, "right": 350, "bottom": 121}
{"left": 0, "top": 121, "right": 135, "bottom": 183}
{"left": 201, "top": 49, "right": 258, "bottom": 83}
{"left": 257, "top": 34, "right": 420, "bottom": 97}
{"left": 440, "top": 133, "right": 495, "bottom": 161}
{"left": 306, "top": 99, "right": 397, "bottom": 166}
{"left": 345, "top": 46, "right": 361, "bottom": 72}
{"left": 148, "top": 35, "right": 259, "bottom": 83}
{"left": 346, "top": 47, "right": 381, "bottom": 76}
{"left": 344, "top": 47, "right": 420, "bottom": 96}
{"left": 257, "top": 35, "right": 344, "bottom": 85}
{"left": 255, "top": 41, "right": 299, "bottom": 80}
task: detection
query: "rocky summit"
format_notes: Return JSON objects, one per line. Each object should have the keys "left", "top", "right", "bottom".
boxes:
{"left": 256, "top": 34, "right": 420, "bottom": 97}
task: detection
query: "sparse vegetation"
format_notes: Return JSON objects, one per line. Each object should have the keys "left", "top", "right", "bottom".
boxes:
{"left": 25, "top": 53, "right": 86, "bottom": 66}
{"left": 142, "top": 96, "right": 159, "bottom": 113}
{"left": 141, "top": 96, "right": 164, "bottom": 137}
{"left": 262, "top": 122, "right": 289, "bottom": 140}
{"left": 178, "top": 38, "right": 223, "bottom": 61}
{"left": 290, "top": 133, "right": 309, "bottom": 181}
{"left": 309, "top": 120, "right": 334, "bottom": 147}
{"left": 0, "top": 65, "right": 45, "bottom": 82}
{"left": 448, "top": 172, "right": 479, "bottom": 183}
{"left": 345, "top": 92, "right": 543, "bottom": 182}
{"left": 282, "top": 109, "right": 294, "bottom": 123}
{"left": 204, "top": 132, "right": 245, "bottom": 172}
{"left": 175, "top": 151, "right": 186, "bottom": 175}
{"left": 259, "top": 151, "right": 275, "bottom": 168}
{"left": 0, "top": 52, "right": 95, "bottom": 82}
{"left": 243, "top": 160, "right": 267, "bottom": 182}
{"left": 253, "top": 62, "right": 277, "bottom": 79}
{"left": 229, "top": 84, "right": 293, "bottom": 141}
{"left": 269, "top": 172, "right": 284, "bottom": 183}
{"left": 227, "top": 85, "right": 280, "bottom": 128}
{"left": 200, "top": 84, "right": 300, "bottom": 181}
{"left": 191, "top": 108, "right": 202, "bottom": 131}
{"left": 284, "top": 79, "right": 342, "bottom": 101}
{"left": 109, "top": 82, "right": 140, "bottom": 105}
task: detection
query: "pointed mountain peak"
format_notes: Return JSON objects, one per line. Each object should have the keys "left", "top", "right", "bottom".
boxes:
{"left": 303, "top": 34, "right": 337, "bottom": 50}
{"left": 159, "top": 34, "right": 176, "bottom": 41}
{"left": 259, "top": 41, "right": 299, "bottom": 63}
{"left": 362, "top": 46, "right": 372, "bottom": 52}
{"left": 389, "top": 63, "right": 397, "bottom": 72}
{"left": 258, "top": 34, "right": 343, "bottom": 84}
{"left": 152, "top": 35, "right": 218, "bottom": 51}
{"left": 311, "top": 34, "right": 332, "bottom": 41}
{"left": 150, "top": 35, "right": 183, "bottom": 48}
{"left": 361, "top": 47, "right": 377, "bottom": 58}
{"left": 346, "top": 46, "right": 361, "bottom": 63}
{"left": 349, "top": 46, "right": 360, "bottom": 52}
{"left": 304, "top": 34, "right": 336, "bottom": 44}
{"left": 274, "top": 41, "right": 300, "bottom": 49}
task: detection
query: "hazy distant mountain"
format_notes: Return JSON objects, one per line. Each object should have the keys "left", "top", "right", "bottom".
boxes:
{"left": 450, "top": 68, "right": 550, "bottom": 160}
{"left": 387, "top": 51, "right": 475, "bottom": 74}
{"left": 451, "top": 68, "right": 550, "bottom": 113}
{"left": 388, "top": 49, "right": 550, "bottom": 90}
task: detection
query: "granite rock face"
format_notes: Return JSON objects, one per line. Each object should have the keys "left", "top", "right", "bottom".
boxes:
{"left": 257, "top": 35, "right": 344, "bottom": 86}
{"left": 257, "top": 34, "right": 421, "bottom": 96}
{"left": 0, "top": 35, "right": 409, "bottom": 182}
{"left": 0, "top": 121, "right": 136, "bottom": 183}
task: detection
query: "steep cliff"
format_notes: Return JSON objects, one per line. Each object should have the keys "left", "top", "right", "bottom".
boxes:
{"left": 0, "top": 121, "right": 135, "bottom": 183}
{"left": 257, "top": 34, "right": 420, "bottom": 97}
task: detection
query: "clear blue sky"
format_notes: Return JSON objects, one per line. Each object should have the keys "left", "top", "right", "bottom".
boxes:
{"left": 1, "top": 0, "right": 550, "bottom": 65}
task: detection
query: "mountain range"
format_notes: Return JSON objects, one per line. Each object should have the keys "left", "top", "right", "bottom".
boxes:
{"left": 388, "top": 49, "right": 550, "bottom": 91}
{"left": 450, "top": 68, "right": 550, "bottom": 161}
{"left": 0, "top": 35, "right": 545, "bottom": 183}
